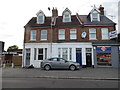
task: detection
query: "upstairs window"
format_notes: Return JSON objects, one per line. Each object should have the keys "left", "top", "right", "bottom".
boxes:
{"left": 92, "top": 13, "right": 98, "bottom": 21}
{"left": 63, "top": 13, "right": 71, "bottom": 22}
{"left": 36, "top": 10, "right": 45, "bottom": 24}
{"left": 38, "top": 15, "right": 44, "bottom": 24}
{"left": 30, "top": 30, "right": 36, "bottom": 40}
{"left": 41, "top": 30, "right": 47, "bottom": 40}
{"left": 101, "top": 28, "right": 109, "bottom": 40}
{"left": 58, "top": 29, "right": 65, "bottom": 40}
{"left": 89, "top": 28, "right": 96, "bottom": 40}
{"left": 70, "top": 29, "right": 77, "bottom": 39}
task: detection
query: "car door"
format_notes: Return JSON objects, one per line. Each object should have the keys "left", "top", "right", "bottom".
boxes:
{"left": 57, "top": 58, "right": 69, "bottom": 69}
{"left": 50, "top": 58, "right": 60, "bottom": 68}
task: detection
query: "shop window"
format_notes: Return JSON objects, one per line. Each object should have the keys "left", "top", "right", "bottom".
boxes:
{"left": 97, "top": 53, "right": 112, "bottom": 66}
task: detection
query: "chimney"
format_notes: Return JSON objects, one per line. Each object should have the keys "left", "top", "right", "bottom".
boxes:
{"left": 99, "top": 5, "right": 104, "bottom": 15}
{"left": 52, "top": 7, "right": 58, "bottom": 17}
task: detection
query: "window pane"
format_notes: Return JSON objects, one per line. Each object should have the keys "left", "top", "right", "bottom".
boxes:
{"left": 69, "top": 48, "right": 72, "bottom": 60}
{"left": 89, "top": 28, "right": 96, "bottom": 39}
{"left": 30, "top": 30, "right": 36, "bottom": 40}
{"left": 38, "top": 55, "right": 43, "bottom": 60}
{"left": 38, "top": 16, "right": 44, "bottom": 23}
{"left": 62, "top": 48, "right": 68, "bottom": 60}
{"left": 59, "top": 29, "right": 65, "bottom": 40}
{"left": 102, "top": 28, "right": 109, "bottom": 39}
{"left": 70, "top": 29, "right": 76, "bottom": 39}
{"left": 70, "top": 34, "right": 76, "bottom": 39}
{"left": 34, "top": 48, "right": 37, "bottom": 60}
{"left": 41, "top": 30, "right": 47, "bottom": 40}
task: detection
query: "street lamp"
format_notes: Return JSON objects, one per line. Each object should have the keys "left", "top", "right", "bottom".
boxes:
{"left": 48, "top": 7, "right": 53, "bottom": 58}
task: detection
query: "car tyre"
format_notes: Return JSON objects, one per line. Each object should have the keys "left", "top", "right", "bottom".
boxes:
{"left": 44, "top": 65, "right": 51, "bottom": 71}
{"left": 69, "top": 65, "right": 76, "bottom": 71}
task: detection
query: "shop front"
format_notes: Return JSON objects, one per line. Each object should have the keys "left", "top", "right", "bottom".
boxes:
{"left": 93, "top": 41, "right": 120, "bottom": 68}
{"left": 96, "top": 46, "right": 112, "bottom": 66}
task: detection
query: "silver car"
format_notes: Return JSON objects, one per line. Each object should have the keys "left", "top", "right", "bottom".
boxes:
{"left": 41, "top": 57, "right": 80, "bottom": 71}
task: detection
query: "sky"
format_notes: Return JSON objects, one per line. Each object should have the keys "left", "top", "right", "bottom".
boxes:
{"left": 0, "top": 0, "right": 119, "bottom": 50}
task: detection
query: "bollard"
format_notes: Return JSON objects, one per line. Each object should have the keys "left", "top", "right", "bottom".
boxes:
{"left": 12, "top": 63, "right": 15, "bottom": 68}
{"left": 3, "top": 64, "right": 5, "bottom": 68}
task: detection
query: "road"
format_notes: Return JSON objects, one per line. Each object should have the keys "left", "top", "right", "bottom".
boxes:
{"left": 2, "top": 77, "right": 119, "bottom": 88}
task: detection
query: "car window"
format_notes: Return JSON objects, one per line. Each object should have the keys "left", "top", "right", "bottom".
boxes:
{"left": 51, "top": 58, "right": 57, "bottom": 61}
{"left": 58, "top": 58, "right": 65, "bottom": 62}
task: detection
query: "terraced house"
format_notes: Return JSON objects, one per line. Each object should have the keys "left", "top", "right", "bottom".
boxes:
{"left": 23, "top": 5, "right": 119, "bottom": 68}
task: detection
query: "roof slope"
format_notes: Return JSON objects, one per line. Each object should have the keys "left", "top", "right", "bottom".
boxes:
{"left": 25, "top": 15, "right": 116, "bottom": 28}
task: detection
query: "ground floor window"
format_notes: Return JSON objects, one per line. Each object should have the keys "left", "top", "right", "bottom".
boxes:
{"left": 96, "top": 46, "right": 112, "bottom": 66}
{"left": 97, "top": 53, "right": 112, "bottom": 66}
{"left": 58, "top": 48, "right": 72, "bottom": 60}
{"left": 33, "top": 48, "right": 47, "bottom": 60}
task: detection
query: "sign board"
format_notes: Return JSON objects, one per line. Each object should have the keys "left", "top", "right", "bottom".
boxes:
{"left": 109, "top": 31, "right": 117, "bottom": 39}
{"left": 96, "top": 46, "right": 111, "bottom": 52}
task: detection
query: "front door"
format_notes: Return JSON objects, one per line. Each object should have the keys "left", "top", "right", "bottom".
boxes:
{"left": 86, "top": 53, "right": 92, "bottom": 67}
{"left": 26, "top": 49, "right": 31, "bottom": 66}
{"left": 76, "top": 48, "right": 82, "bottom": 66}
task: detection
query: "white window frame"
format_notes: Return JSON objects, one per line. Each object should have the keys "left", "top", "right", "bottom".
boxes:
{"left": 58, "top": 29, "right": 65, "bottom": 40}
{"left": 101, "top": 28, "right": 109, "bottom": 40}
{"left": 37, "top": 15, "right": 44, "bottom": 24}
{"left": 30, "top": 30, "right": 36, "bottom": 41}
{"left": 41, "top": 30, "right": 47, "bottom": 40}
{"left": 91, "top": 11, "right": 100, "bottom": 22}
{"left": 70, "top": 29, "right": 77, "bottom": 39}
{"left": 63, "top": 12, "right": 71, "bottom": 22}
{"left": 89, "top": 28, "right": 96, "bottom": 40}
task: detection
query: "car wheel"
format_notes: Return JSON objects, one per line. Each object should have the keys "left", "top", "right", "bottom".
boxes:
{"left": 69, "top": 65, "right": 76, "bottom": 71}
{"left": 44, "top": 65, "right": 51, "bottom": 71}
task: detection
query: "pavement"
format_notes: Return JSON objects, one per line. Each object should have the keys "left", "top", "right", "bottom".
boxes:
{"left": 1, "top": 67, "right": 119, "bottom": 80}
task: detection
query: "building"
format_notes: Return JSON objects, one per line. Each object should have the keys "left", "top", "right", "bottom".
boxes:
{"left": 2, "top": 49, "right": 22, "bottom": 66}
{"left": 0, "top": 41, "right": 4, "bottom": 66}
{"left": 23, "top": 5, "right": 119, "bottom": 68}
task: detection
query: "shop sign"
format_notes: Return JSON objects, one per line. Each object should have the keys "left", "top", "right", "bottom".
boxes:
{"left": 109, "top": 31, "right": 117, "bottom": 39}
{"left": 96, "top": 46, "right": 111, "bottom": 51}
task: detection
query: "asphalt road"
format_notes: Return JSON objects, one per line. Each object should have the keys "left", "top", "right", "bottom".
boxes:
{"left": 2, "top": 77, "right": 119, "bottom": 88}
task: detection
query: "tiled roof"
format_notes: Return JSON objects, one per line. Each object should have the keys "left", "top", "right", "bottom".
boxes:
{"left": 25, "top": 15, "right": 116, "bottom": 28}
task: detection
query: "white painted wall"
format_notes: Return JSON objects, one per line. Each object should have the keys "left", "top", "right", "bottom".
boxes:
{"left": 23, "top": 42, "right": 93, "bottom": 68}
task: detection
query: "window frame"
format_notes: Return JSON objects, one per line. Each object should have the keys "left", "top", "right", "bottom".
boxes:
{"left": 58, "top": 29, "right": 65, "bottom": 40}
{"left": 101, "top": 28, "right": 109, "bottom": 40}
{"left": 63, "top": 12, "right": 71, "bottom": 22}
{"left": 41, "top": 30, "right": 47, "bottom": 40}
{"left": 30, "top": 30, "right": 36, "bottom": 41}
{"left": 37, "top": 15, "right": 44, "bottom": 24}
{"left": 70, "top": 29, "right": 77, "bottom": 40}
{"left": 89, "top": 28, "right": 96, "bottom": 40}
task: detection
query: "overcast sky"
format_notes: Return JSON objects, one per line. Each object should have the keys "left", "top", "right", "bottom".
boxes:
{"left": 0, "top": 0, "right": 119, "bottom": 50}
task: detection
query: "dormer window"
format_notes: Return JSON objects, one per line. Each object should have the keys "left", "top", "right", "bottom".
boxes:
{"left": 38, "top": 15, "right": 44, "bottom": 24}
{"left": 63, "top": 12, "right": 71, "bottom": 22}
{"left": 62, "top": 8, "right": 71, "bottom": 22}
{"left": 92, "top": 12, "right": 98, "bottom": 21}
{"left": 36, "top": 10, "right": 45, "bottom": 24}
{"left": 90, "top": 5, "right": 100, "bottom": 22}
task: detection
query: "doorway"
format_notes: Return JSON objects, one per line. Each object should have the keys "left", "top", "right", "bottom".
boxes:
{"left": 76, "top": 48, "right": 82, "bottom": 66}
{"left": 86, "top": 53, "right": 92, "bottom": 67}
